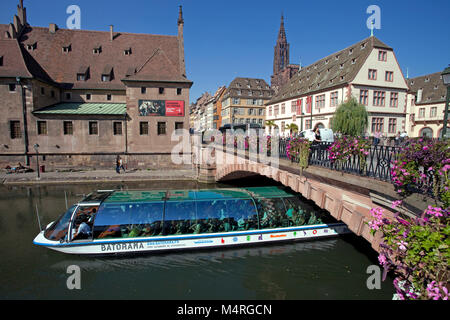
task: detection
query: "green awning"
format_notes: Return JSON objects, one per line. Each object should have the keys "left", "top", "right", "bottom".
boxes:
{"left": 33, "top": 103, "right": 126, "bottom": 115}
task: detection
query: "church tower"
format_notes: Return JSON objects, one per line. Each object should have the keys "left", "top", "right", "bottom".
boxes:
{"left": 271, "top": 15, "right": 299, "bottom": 93}
{"left": 273, "top": 15, "right": 289, "bottom": 75}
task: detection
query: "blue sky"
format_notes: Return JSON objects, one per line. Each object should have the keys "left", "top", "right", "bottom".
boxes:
{"left": 1, "top": 0, "right": 449, "bottom": 104}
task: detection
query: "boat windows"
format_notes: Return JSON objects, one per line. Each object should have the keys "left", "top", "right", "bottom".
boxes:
{"left": 44, "top": 205, "right": 77, "bottom": 241}
{"left": 283, "top": 197, "right": 327, "bottom": 226}
{"left": 93, "top": 202, "right": 164, "bottom": 239}
{"left": 71, "top": 206, "right": 98, "bottom": 241}
{"left": 163, "top": 201, "right": 196, "bottom": 235}
{"left": 255, "top": 197, "right": 289, "bottom": 229}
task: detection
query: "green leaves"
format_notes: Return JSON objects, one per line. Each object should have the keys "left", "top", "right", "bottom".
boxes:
{"left": 330, "top": 97, "right": 368, "bottom": 137}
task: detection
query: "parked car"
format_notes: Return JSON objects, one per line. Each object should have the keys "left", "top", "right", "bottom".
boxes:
{"left": 298, "top": 128, "right": 334, "bottom": 143}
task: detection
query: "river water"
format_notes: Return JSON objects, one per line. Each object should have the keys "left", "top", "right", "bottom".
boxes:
{"left": 0, "top": 177, "right": 394, "bottom": 300}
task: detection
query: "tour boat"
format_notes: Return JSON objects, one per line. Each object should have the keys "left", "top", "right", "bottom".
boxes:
{"left": 33, "top": 187, "right": 351, "bottom": 255}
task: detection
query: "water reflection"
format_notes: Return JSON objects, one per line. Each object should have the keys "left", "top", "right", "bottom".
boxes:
{"left": 0, "top": 179, "right": 395, "bottom": 300}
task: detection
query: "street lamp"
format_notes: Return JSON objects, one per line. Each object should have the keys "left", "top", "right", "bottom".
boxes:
{"left": 33, "top": 144, "right": 40, "bottom": 179}
{"left": 441, "top": 66, "right": 450, "bottom": 139}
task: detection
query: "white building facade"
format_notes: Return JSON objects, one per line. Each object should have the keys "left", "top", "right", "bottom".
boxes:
{"left": 265, "top": 36, "right": 409, "bottom": 138}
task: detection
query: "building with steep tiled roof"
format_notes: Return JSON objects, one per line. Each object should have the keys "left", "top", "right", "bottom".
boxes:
{"left": 0, "top": 1, "right": 192, "bottom": 170}
{"left": 265, "top": 36, "right": 409, "bottom": 137}
{"left": 405, "top": 72, "right": 448, "bottom": 138}
{"left": 221, "top": 77, "right": 273, "bottom": 126}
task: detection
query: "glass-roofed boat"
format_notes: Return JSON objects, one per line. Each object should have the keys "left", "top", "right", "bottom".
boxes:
{"left": 33, "top": 187, "right": 350, "bottom": 255}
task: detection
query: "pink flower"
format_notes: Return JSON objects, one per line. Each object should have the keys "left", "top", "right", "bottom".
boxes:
{"left": 391, "top": 200, "right": 403, "bottom": 209}
{"left": 397, "top": 240, "right": 408, "bottom": 251}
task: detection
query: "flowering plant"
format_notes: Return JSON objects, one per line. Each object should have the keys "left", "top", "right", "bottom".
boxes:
{"left": 286, "top": 137, "right": 312, "bottom": 169}
{"left": 368, "top": 204, "right": 449, "bottom": 300}
{"left": 328, "top": 135, "right": 370, "bottom": 170}
{"left": 260, "top": 135, "right": 272, "bottom": 155}
{"left": 391, "top": 138, "right": 450, "bottom": 207}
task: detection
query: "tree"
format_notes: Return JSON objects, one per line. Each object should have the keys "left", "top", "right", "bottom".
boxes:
{"left": 330, "top": 97, "right": 368, "bottom": 136}
{"left": 285, "top": 123, "right": 299, "bottom": 135}
{"left": 265, "top": 120, "right": 278, "bottom": 135}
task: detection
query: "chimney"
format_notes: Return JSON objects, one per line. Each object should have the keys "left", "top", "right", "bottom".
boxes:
{"left": 49, "top": 23, "right": 58, "bottom": 34}
{"left": 110, "top": 25, "right": 114, "bottom": 41}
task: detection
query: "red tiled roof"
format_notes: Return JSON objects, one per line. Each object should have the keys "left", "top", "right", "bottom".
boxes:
{"left": 0, "top": 24, "right": 190, "bottom": 88}
{"left": 0, "top": 38, "right": 32, "bottom": 79}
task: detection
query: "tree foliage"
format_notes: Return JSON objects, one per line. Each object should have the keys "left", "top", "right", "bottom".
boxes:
{"left": 331, "top": 97, "right": 368, "bottom": 136}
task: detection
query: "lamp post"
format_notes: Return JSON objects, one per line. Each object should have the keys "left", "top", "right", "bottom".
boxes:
{"left": 33, "top": 144, "right": 40, "bottom": 179}
{"left": 441, "top": 66, "right": 450, "bottom": 139}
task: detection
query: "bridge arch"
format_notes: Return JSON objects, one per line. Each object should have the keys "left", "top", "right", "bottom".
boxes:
{"left": 216, "top": 161, "right": 394, "bottom": 253}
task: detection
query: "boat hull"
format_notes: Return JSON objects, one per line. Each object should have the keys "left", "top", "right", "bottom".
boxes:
{"left": 33, "top": 223, "right": 351, "bottom": 256}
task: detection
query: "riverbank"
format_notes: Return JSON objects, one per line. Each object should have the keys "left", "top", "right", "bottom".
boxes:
{"left": 0, "top": 168, "right": 197, "bottom": 185}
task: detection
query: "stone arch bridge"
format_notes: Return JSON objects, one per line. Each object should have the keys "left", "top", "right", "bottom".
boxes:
{"left": 194, "top": 146, "right": 425, "bottom": 253}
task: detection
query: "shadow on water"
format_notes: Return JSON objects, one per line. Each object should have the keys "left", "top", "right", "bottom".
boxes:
{"left": 0, "top": 177, "right": 395, "bottom": 300}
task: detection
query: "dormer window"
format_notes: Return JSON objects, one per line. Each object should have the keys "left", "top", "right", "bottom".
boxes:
{"left": 101, "top": 65, "right": 113, "bottom": 82}
{"left": 0, "top": 56, "right": 3, "bottom": 66}
{"left": 340, "top": 63, "right": 344, "bottom": 69}
{"left": 77, "top": 66, "right": 89, "bottom": 81}
{"left": 62, "top": 44, "right": 71, "bottom": 53}
{"left": 27, "top": 42, "right": 37, "bottom": 51}
{"left": 360, "top": 42, "right": 366, "bottom": 49}
{"left": 335, "top": 55, "right": 340, "bottom": 60}
{"left": 93, "top": 46, "right": 102, "bottom": 54}
{"left": 425, "top": 77, "right": 430, "bottom": 82}
{"left": 325, "top": 59, "right": 329, "bottom": 65}
{"left": 351, "top": 58, "right": 356, "bottom": 64}
{"left": 124, "top": 48, "right": 132, "bottom": 56}
{"left": 349, "top": 48, "right": 353, "bottom": 55}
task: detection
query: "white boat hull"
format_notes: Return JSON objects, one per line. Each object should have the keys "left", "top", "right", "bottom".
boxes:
{"left": 33, "top": 223, "right": 351, "bottom": 255}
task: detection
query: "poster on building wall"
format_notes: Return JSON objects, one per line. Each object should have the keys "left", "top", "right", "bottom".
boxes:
{"left": 138, "top": 100, "right": 184, "bottom": 117}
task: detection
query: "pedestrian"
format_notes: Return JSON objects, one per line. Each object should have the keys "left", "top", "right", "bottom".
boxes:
{"left": 119, "top": 156, "right": 126, "bottom": 173}
{"left": 115, "top": 155, "right": 121, "bottom": 174}
{"left": 373, "top": 130, "right": 381, "bottom": 146}
{"left": 395, "top": 131, "right": 400, "bottom": 146}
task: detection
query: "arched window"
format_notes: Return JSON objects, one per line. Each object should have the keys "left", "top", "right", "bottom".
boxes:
{"left": 419, "top": 127, "right": 433, "bottom": 138}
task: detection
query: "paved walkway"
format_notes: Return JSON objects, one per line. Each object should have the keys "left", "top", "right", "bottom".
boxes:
{"left": 0, "top": 168, "right": 197, "bottom": 185}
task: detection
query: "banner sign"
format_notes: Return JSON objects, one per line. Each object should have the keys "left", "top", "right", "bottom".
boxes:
{"left": 138, "top": 100, "right": 185, "bottom": 117}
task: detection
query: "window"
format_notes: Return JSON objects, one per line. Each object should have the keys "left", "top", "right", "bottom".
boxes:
{"left": 371, "top": 118, "right": 384, "bottom": 133}
{"left": 368, "top": 69, "right": 377, "bottom": 80}
{"left": 296, "top": 99, "right": 302, "bottom": 115}
{"left": 378, "top": 50, "right": 387, "bottom": 61}
{"left": 274, "top": 105, "right": 279, "bottom": 116}
{"left": 40, "top": 87, "right": 45, "bottom": 95}
{"left": 63, "top": 121, "right": 73, "bottom": 135}
{"left": 10, "top": 121, "right": 21, "bottom": 139}
{"left": 157, "top": 122, "right": 166, "bottom": 135}
{"left": 159, "top": 87, "right": 165, "bottom": 94}
{"left": 330, "top": 91, "right": 339, "bottom": 107}
{"left": 89, "top": 121, "right": 98, "bottom": 135}
{"left": 388, "top": 118, "right": 397, "bottom": 133}
{"left": 373, "top": 91, "right": 385, "bottom": 106}
{"left": 281, "top": 121, "right": 285, "bottom": 132}
{"left": 86, "top": 93, "right": 91, "bottom": 100}
{"left": 359, "top": 90, "right": 369, "bottom": 106}
{"left": 0, "top": 56, "right": 3, "bottom": 66}
{"left": 101, "top": 75, "right": 110, "bottom": 82}
{"left": 390, "top": 92, "right": 398, "bottom": 107}
{"left": 113, "top": 122, "right": 122, "bottom": 135}
{"left": 140, "top": 122, "right": 148, "bottom": 135}
{"left": 77, "top": 74, "right": 86, "bottom": 81}
{"left": 37, "top": 121, "right": 47, "bottom": 135}
{"left": 418, "top": 108, "right": 425, "bottom": 119}
{"left": 258, "top": 108, "right": 264, "bottom": 116}
{"left": 385, "top": 71, "right": 394, "bottom": 82}
{"left": 175, "top": 122, "right": 184, "bottom": 130}
{"left": 305, "top": 119, "right": 312, "bottom": 130}
{"left": 62, "top": 45, "right": 71, "bottom": 53}
{"left": 106, "top": 94, "right": 112, "bottom": 101}
{"left": 51, "top": 90, "right": 55, "bottom": 98}
{"left": 430, "top": 107, "right": 437, "bottom": 118}
{"left": 124, "top": 48, "right": 132, "bottom": 56}
{"left": 141, "top": 87, "right": 146, "bottom": 94}
{"left": 93, "top": 46, "right": 102, "bottom": 54}
{"left": 232, "top": 98, "right": 240, "bottom": 104}
{"left": 315, "top": 94, "right": 325, "bottom": 109}
{"left": 65, "top": 92, "right": 72, "bottom": 100}
{"left": 281, "top": 104, "right": 285, "bottom": 114}
{"left": 268, "top": 106, "right": 272, "bottom": 116}
{"left": 177, "top": 88, "right": 182, "bottom": 95}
